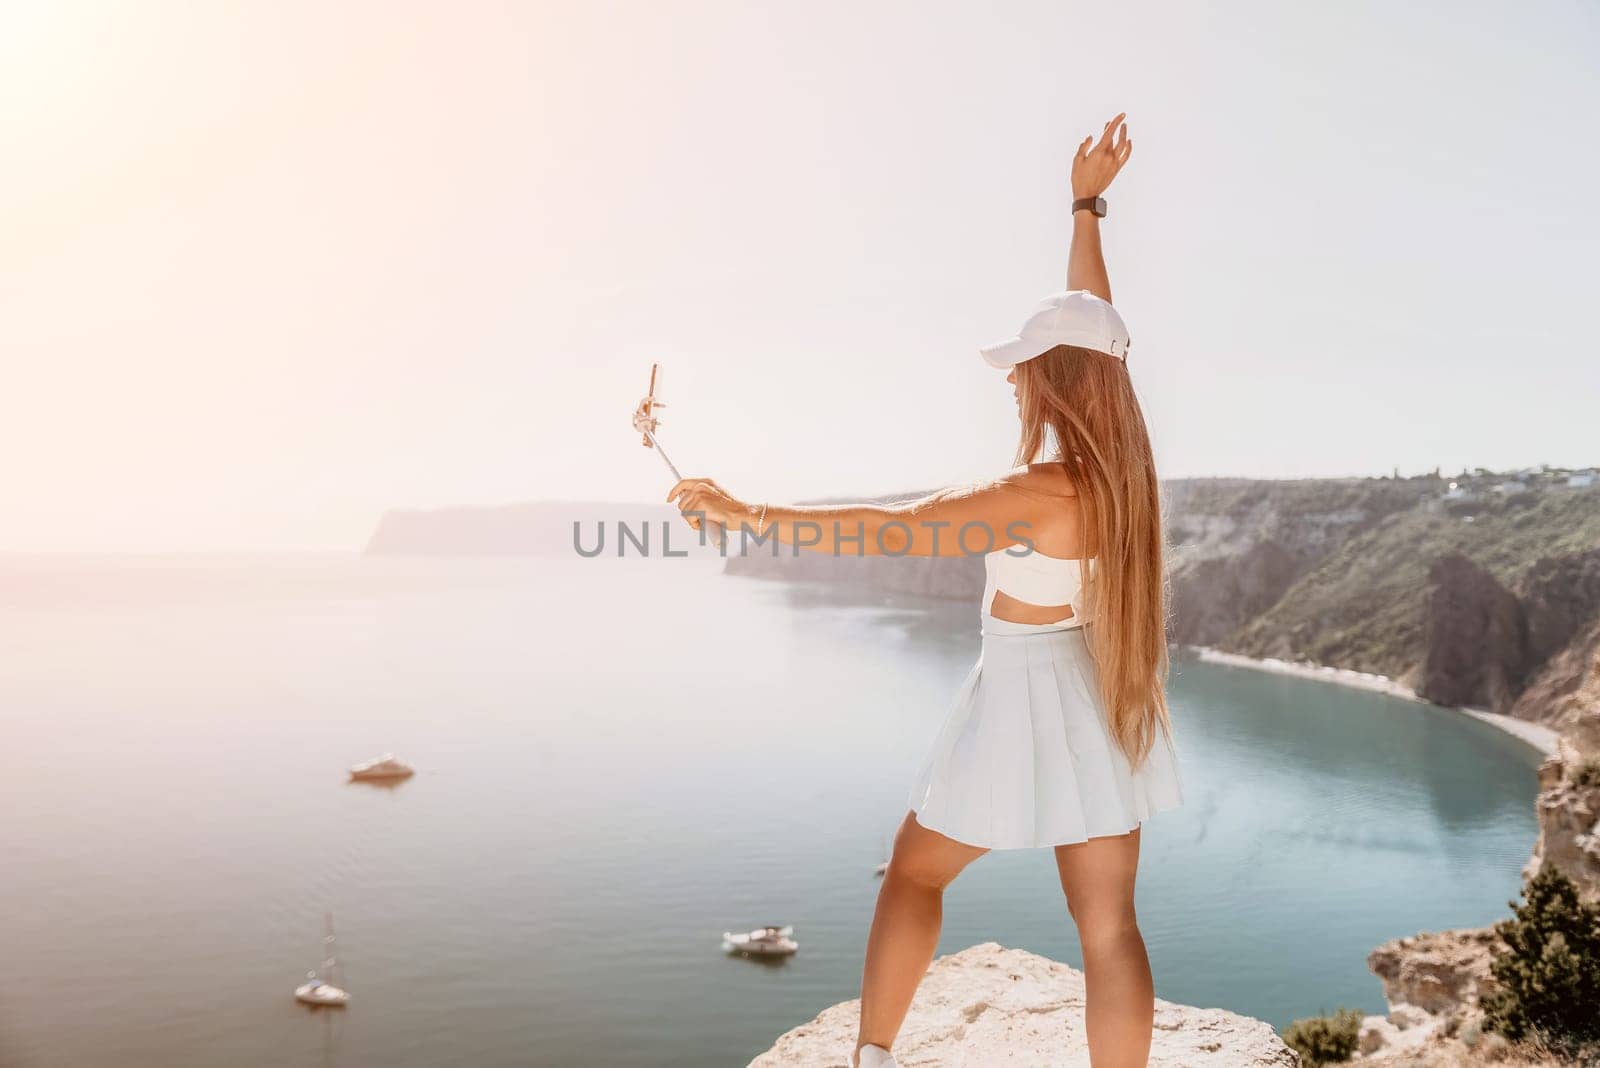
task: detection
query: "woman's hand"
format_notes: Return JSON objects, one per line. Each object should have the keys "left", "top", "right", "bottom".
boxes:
{"left": 667, "top": 477, "right": 753, "bottom": 534}
{"left": 1071, "top": 112, "right": 1132, "bottom": 200}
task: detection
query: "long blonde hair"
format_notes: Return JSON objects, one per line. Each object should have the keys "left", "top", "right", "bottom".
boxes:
{"left": 1014, "top": 344, "right": 1173, "bottom": 770}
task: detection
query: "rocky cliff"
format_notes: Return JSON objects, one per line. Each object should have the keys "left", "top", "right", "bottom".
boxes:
{"left": 1516, "top": 626, "right": 1600, "bottom": 752}
{"left": 748, "top": 943, "right": 1299, "bottom": 1067}
{"left": 1525, "top": 739, "right": 1600, "bottom": 902}
{"left": 1416, "top": 550, "right": 1600, "bottom": 715}
{"left": 1220, "top": 484, "right": 1600, "bottom": 717}
{"left": 1418, "top": 554, "right": 1531, "bottom": 710}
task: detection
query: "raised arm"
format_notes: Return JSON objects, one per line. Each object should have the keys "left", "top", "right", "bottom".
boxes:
{"left": 1067, "top": 112, "right": 1132, "bottom": 304}
{"left": 667, "top": 474, "right": 1079, "bottom": 559}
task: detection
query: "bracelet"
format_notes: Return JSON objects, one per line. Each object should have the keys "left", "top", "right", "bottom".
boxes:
{"left": 757, "top": 502, "right": 769, "bottom": 536}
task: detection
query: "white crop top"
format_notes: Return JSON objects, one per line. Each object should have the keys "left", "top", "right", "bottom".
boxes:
{"left": 981, "top": 548, "right": 1090, "bottom": 636}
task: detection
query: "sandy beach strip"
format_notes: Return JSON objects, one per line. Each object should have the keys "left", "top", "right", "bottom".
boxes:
{"left": 1186, "top": 646, "right": 1560, "bottom": 758}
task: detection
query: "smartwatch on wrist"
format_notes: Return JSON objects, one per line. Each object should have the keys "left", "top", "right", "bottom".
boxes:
{"left": 1072, "top": 196, "right": 1107, "bottom": 218}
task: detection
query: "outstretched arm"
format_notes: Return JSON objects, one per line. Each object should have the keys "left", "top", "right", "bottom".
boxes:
{"left": 1067, "top": 112, "right": 1132, "bottom": 304}
{"left": 667, "top": 476, "right": 1074, "bottom": 559}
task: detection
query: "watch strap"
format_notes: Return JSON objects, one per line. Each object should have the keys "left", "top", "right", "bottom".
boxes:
{"left": 1071, "top": 197, "right": 1106, "bottom": 218}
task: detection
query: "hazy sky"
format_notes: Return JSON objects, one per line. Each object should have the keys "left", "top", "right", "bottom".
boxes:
{"left": 3, "top": 1, "right": 1596, "bottom": 551}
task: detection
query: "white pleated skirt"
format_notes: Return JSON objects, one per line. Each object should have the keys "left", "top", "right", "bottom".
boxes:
{"left": 908, "top": 628, "right": 1185, "bottom": 850}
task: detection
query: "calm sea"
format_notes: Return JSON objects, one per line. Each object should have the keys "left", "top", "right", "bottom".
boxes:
{"left": 0, "top": 554, "right": 1541, "bottom": 1067}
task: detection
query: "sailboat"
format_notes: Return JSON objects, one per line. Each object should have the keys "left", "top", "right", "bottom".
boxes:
{"left": 294, "top": 913, "right": 351, "bottom": 1007}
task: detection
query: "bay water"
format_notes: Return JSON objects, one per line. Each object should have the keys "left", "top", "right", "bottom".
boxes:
{"left": 0, "top": 554, "right": 1541, "bottom": 1067}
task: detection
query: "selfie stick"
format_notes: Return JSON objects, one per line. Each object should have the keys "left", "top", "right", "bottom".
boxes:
{"left": 632, "top": 363, "right": 729, "bottom": 547}
{"left": 632, "top": 363, "right": 682, "bottom": 482}
{"left": 639, "top": 425, "right": 681, "bottom": 482}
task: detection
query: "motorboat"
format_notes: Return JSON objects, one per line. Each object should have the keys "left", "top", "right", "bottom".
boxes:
{"left": 349, "top": 753, "right": 415, "bottom": 782}
{"left": 722, "top": 925, "right": 799, "bottom": 958}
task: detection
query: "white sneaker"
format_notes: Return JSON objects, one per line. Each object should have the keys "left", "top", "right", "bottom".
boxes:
{"left": 856, "top": 1045, "right": 899, "bottom": 1068}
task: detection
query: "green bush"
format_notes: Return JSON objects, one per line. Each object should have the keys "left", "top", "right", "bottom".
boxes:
{"left": 1282, "top": 1007, "right": 1363, "bottom": 1066}
{"left": 1482, "top": 868, "right": 1600, "bottom": 1055}
{"left": 1573, "top": 760, "right": 1600, "bottom": 789}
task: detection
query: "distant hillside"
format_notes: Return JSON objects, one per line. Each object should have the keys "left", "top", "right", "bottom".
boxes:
{"left": 1169, "top": 477, "right": 1600, "bottom": 725}
{"left": 1216, "top": 486, "right": 1600, "bottom": 677}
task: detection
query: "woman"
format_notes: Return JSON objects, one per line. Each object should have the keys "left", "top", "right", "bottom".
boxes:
{"left": 668, "top": 112, "right": 1183, "bottom": 1068}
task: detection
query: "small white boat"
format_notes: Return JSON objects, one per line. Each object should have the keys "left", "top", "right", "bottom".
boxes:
{"left": 722, "top": 925, "right": 799, "bottom": 958}
{"left": 349, "top": 753, "right": 415, "bottom": 782}
{"left": 294, "top": 914, "right": 350, "bottom": 1007}
{"left": 295, "top": 975, "right": 350, "bottom": 1007}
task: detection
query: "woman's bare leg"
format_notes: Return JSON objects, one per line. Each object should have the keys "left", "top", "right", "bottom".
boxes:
{"left": 1054, "top": 827, "right": 1151, "bottom": 1068}
{"left": 854, "top": 811, "right": 987, "bottom": 1062}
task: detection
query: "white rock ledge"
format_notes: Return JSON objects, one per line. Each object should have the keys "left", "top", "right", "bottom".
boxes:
{"left": 749, "top": 943, "right": 1299, "bottom": 1067}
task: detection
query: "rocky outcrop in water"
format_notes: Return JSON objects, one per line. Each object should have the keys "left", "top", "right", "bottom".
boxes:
{"left": 748, "top": 942, "right": 1298, "bottom": 1067}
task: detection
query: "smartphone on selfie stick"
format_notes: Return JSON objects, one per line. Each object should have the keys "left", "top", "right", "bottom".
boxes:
{"left": 633, "top": 364, "right": 728, "bottom": 548}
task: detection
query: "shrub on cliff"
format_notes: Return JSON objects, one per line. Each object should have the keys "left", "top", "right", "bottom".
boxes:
{"left": 1282, "top": 1007, "right": 1362, "bottom": 1065}
{"left": 1482, "top": 867, "right": 1600, "bottom": 1054}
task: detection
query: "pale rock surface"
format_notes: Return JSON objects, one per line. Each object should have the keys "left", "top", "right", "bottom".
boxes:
{"left": 1366, "top": 927, "right": 1502, "bottom": 1017}
{"left": 748, "top": 943, "right": 1298, "bottom": 1067}
{"left": 1356, "top": 1003, "right": 1440, "bottom": 1059}
{"left": 1358, "top": 928, "right": 1513, "bottom": 1064}
{"left": 1387, "top": 1003, "right": 1433, "bottom": 1031}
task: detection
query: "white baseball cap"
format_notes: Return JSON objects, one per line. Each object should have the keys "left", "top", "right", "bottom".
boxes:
{"left": 979, "top": 290, "right": 1131, "bottom": 368}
